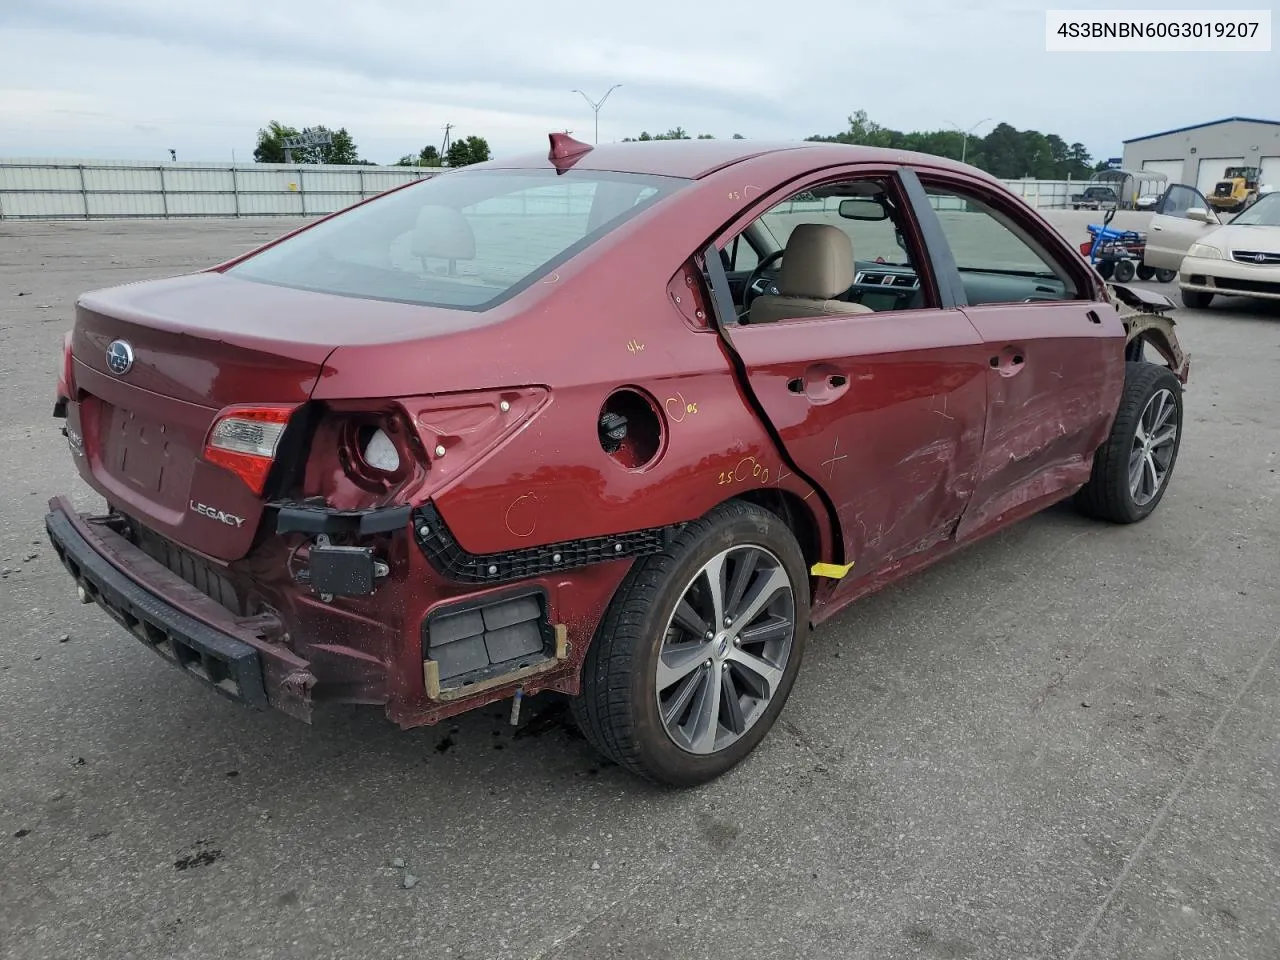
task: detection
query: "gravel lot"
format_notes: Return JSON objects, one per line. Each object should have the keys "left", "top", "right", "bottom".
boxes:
{"left": 2, "top": 213, "right": 1278, "bottom": 960}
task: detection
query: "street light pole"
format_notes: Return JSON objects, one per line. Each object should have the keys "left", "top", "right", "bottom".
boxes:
{"left": 946, "top": 117, "right": 993, "bottom": 164}
{"left": 572, "top": 85, "right": 622, "bottom": 144}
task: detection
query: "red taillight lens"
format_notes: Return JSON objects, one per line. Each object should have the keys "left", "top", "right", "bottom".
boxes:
{"left": 203, "top": 405, "right": 296, "bottom": 494}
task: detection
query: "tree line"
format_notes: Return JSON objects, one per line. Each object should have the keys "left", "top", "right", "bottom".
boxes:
{"left": 803, "top": 110, "right": 1102, "bottom": 180}
{"left": 252, "top": 122, "right": 491, "bottom": 168}
{"left": 251, "top": 112, "right": 1103, "bottom": 179}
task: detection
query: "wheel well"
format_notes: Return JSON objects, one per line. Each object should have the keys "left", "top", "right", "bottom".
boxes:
{"left": 731, "top": 489, "right": 823, "bottom": 568}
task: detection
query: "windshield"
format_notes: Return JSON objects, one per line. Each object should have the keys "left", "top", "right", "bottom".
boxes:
{"left": 1230, "top": 192, "right": 1280, "bottom": 226}
{"left": 228, "top": 168, "right": 683, "bottom": 310}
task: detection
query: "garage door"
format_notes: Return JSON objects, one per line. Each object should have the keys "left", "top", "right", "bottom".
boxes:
{"left": 1260, "top": 156, "right": 1280, "bottom": 190}
{"left": 1196, "top": 157, "right": 1246, "bottom": 196}
{"left": 1141, "top": 159, "right": 1185, "bottom": 186}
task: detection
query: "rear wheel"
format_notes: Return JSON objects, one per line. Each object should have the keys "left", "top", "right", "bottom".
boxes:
{"left": 1112, "top": 259, "right": 1136, "bottom": 283}
{"left": 1155, "top": 268, "right": 1177, "bottom": 283}
{"left": 571, "top": 501, "right": 809, "bottom": 787}
{"left": 1181, "top": 288, "right": 1214, "bottom": 309}
{"left": 1076, "top": 361, "right": 1183, "bottom": 524}
{"left": 1136, "top": 265, "right": 1155, "bottom": 281}
{"left": 1096, "top": 260, "right": 1115, "bottom": 280}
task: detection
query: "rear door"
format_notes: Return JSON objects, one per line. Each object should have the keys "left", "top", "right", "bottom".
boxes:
{"left": 711, "top": 167, "right": 990, "bottom": 577}
{"left": 909, "top": 172, "right": 1126, "bottom": 541}
{"left": 1146, "top": 184, "right": 1222, "bottom": 269}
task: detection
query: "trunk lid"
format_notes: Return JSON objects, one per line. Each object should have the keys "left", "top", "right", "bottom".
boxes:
{"left": 67, "top": 271, "right": 485, "bottom": 561}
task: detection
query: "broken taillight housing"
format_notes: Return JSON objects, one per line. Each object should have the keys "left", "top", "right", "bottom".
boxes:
{"left": 203, "top": 405, "right": 297, "bottom": 495}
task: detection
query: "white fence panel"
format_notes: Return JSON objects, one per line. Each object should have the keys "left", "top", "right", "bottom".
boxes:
{"left": 1, "top": 156, "right": 1087, "bottom": 220}
{"left": 0, "top": 158, "right": 435, "bottom": 220}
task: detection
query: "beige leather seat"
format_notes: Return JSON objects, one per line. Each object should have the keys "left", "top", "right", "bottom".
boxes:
{"left": 411, "top": 204, "right": 475, "bottom": 274}
{"left": 747, "top": 223, "right": 873, "bottom": 324}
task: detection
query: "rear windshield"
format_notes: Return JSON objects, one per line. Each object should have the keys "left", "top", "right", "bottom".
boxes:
{"left": 228, "top": 168, "right": 683, "bottom": 310}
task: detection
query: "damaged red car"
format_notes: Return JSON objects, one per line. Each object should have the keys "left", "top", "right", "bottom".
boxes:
{"left": 47, "top": 135, "right": 1190, "bottom": 786}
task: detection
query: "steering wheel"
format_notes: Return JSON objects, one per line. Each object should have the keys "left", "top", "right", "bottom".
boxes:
{"left": 742, "top": 249, "right": 785, "bottom": 312}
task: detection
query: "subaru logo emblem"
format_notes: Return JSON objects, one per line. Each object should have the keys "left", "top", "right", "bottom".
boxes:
{"left": 106, "top": 340, "right": 134, "bottom": 376}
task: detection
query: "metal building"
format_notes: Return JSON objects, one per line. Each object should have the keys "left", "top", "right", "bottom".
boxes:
{"left": 1121, "top": 117, "right": 1280, "bottom": 195}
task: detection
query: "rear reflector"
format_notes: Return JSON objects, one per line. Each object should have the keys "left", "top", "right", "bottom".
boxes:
{"left": 203, "top": 405, "right": 296, "bottom": 494}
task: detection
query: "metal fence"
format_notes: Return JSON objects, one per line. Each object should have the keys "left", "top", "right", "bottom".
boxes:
{"left": 0, "top": 158, "right": 439, "bottom": 220}
{"left": 0, "top": 158, "right": 1084, "bottom": 220}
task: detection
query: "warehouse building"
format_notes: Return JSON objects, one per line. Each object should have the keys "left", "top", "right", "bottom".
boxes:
{"left": 1121, "top": 117, "right": 1280, "bottom": 194}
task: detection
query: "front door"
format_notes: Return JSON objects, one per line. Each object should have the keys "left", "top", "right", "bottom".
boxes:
{"left": 1145, "top": 184, "right": 1222, "bottom": 270}
{"left": 911, "top": 175, "right": 1127, "bottom": 540}
{"left": 715, "top": 170, "right": 990, "bottom": 578}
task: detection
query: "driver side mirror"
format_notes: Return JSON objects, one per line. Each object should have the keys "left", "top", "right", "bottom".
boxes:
{"left": 1187, "top": 206, "right": 1215, "bottom": 223}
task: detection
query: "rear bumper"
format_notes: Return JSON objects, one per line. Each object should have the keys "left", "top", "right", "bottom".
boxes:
{"left": 44, "top": 496, "right": 315, "bottom": 721}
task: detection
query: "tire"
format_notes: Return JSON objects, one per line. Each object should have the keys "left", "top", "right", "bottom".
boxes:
{"left": 1155, "top": 268, "right": 1177, "bottom": 283}
{"left": 570, "top": 500, "right": 810, "bottom": 787}
{"left": 1112, "top": 259, "right": 1136, "bottom": 283}
{"left": 1181, "top": 288, "right": 1214, "bottom": 309}
{"left": 1075, "top": 361, "right": 1183, "bottom": 524}
{"left": 1136, "top": 265, "right": 1155, "bottom": 281}
{"left": 1096, "top": 260, "right": 1115, "bottom": 280}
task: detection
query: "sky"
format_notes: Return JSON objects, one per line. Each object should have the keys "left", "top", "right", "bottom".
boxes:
{"left": 1, "top": 0, "right": 1276, "bottom": 166}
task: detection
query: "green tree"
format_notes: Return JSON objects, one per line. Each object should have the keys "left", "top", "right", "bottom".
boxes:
{"left": 445, "top": 135, "right": 491, "bottom": 168}
{"left": 253, "top": 122, "right": 361, "bottom": 164}
{"left": 731, "top": 133, "right": 745, "bottom": 139}
{"left": 623, "top": 127, "right": 701, "bottom": 142}
{"left": 395, "top": 145, "right": 441, "bottom": 167}
{"left": 804, "top": 111, "right": 1093, "bottom": 178}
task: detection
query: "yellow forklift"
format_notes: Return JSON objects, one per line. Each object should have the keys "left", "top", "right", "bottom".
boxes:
{"left": 1208, "top": 166, "right": 1262, "bottom": 214}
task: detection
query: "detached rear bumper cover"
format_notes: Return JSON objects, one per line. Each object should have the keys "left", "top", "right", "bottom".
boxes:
{"left": 44, "top": 496, "right": 315, "bottom": 721}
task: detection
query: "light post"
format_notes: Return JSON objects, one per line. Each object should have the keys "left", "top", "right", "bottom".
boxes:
{"left": 946, "top": 117, "right": 993, "bottom": 164}
{"left": 572, "top": 85, "right": 622, "bottom": 144}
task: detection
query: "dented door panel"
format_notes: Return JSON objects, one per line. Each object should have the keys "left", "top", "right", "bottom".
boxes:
{"left": 956, "top": 301, "right": 1126, "bottom": 539}
{"left": 723, "top": 309, "right": 989, "bottom": 577}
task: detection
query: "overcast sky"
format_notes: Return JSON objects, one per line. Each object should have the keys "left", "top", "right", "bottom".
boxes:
{"left": 1, "top": 0, "right": 1276, "bottom": 165}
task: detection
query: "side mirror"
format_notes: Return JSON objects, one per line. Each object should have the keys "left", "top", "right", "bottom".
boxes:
{"left": 1187, "top": 207, "right": 1214, "bottom": 223}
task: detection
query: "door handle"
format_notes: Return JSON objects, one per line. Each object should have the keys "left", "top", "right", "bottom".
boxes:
{"left": 990, "top": 347, "right": 1026, "bottom": 376}
{"left": 787, "top": 366, "right": 849, "bottom": 402}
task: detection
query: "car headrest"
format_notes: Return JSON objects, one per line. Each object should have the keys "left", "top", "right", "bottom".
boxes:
{"left": 410, "top": 205, "right": 476, "bottom": 261}
{"left": 779, "top": 224, "right": 855, "bottom": 300}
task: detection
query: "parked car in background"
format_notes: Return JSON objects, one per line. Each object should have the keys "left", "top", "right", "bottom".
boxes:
{"left": 1071, "top": 185, "right": 1119, "bottom": 210}
{"left": 46, "top": 136, "right": 1190, "bottom": 786}
{"left": 1143, "top": 184, "right": 1280, "bottom": 309}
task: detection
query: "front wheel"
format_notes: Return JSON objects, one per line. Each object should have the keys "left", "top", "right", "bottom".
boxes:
{"left": 1136, "top": 265, "right": 1155, "bottom": 281}
{"left": 1076, "top": 362, "right": 1183, "bottom": 524}
{"left": 571, "top": 501, "right": 810, "bottom": 786}
{"left": 1112, "top": 259, "right": 1136, "bottom": 283}
{"left": 1155, "top": 268, "right": 1177, "bottom": 283}
{"left": 1181, "top": 288, "right": 1214, "bottom": 309}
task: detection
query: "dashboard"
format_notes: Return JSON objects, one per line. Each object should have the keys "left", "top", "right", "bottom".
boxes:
{"left": 742, "top": 261, "right": 1071, "bottom": 312}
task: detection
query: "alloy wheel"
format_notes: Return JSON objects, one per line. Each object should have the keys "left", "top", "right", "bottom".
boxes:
{"left": 654, "top": 545, "right": 795, "bottom": 755}
{"left": 1129, "top": 388, "right": 1178, "bottom": 506}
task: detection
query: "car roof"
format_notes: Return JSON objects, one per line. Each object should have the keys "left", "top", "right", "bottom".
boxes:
{"left": 478, "top": 138, "right": 983, "bottom": 181}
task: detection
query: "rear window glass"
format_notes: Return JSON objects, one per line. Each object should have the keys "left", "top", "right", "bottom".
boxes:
{"left": 228, "top": 169, "right": 682, "bottom": 310}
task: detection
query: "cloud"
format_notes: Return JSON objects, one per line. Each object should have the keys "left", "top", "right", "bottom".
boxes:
{"left": 0, "top": 0, "right": 1275, "bottom": 164}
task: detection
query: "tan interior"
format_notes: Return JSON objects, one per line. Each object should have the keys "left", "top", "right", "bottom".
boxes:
{"left": 748, "top": 223, "right": 872, "bottom": 324}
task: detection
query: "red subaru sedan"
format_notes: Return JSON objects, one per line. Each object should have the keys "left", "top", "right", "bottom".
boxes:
{"left": 46, "top": 135, "right": 1189, "bottom": 786}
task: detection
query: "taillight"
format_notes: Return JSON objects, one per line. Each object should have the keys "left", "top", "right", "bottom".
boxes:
{"left": 203, "top": 405, "right": 297, "bottom": 494}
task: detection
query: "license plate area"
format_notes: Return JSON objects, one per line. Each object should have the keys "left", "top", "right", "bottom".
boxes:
{"left": 99, "top": 402, "right": 197, "bottom": 509}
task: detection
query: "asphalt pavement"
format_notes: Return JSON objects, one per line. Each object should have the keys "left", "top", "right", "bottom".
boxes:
{"left": 1, "top": 214, "right": 1278, "bottom": 960}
